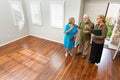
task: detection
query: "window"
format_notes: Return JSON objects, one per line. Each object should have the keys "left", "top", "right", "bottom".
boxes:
{"left": 30, "top": 0, "right": 42, "bottom": 25}
{"left": 107, "top": 4, "right": 120, "bottom": 19}
{"left": 106, "top": 4, "right": 120, "bottom": 45}
{"left": 9, "top": 0, "right": 25, "bottom": 30}
{"left": 50, "top": 1, "right": 64, "bottom": 28}
{"left": 106, "top": 4, "right": 120, "bottom": 38}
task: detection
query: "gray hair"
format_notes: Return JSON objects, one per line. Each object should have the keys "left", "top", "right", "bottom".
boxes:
{"left": 83, "top": 14, "right": 89, "bottom": 18}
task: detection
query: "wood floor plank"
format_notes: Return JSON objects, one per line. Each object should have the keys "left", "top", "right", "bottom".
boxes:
{"left": 0, "top": 36, "right": 119, "bottom": 80}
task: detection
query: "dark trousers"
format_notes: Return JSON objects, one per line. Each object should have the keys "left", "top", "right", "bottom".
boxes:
{"left": 89, "top": 41, "right": 104, "bottom": 63}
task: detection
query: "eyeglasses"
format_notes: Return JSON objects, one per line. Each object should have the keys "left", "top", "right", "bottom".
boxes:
{"left": 97, "top": 17, "right": 101, "bottom": 20}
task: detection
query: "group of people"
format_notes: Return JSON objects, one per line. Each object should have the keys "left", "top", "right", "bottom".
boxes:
{"left": 64, "top": 14, "right": 108, "bottom": 64}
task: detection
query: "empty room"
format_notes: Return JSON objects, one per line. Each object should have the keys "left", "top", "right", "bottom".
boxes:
{"left": 0, "top": 0, "right": 120, "bottom": 80}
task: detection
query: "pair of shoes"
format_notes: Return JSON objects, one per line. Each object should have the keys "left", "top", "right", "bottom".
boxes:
{"left": 81, "top": 55, "right": 86, "bottom": 59}
{"left": 88, "top": 60, "right": 95, "bottom": 64}
{"left": 69, "top": 53, "right": 73, "bottom": 56}
{"left": 65, "top": 53, "right": 73, "bottom": 57}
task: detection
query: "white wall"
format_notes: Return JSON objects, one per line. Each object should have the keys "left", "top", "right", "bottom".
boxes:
{"left": 0, "top": 0, "right": 29, "bottom": 46}
{"left": 84, "top": 0, "right": 120, "bottom": 23}
{"left": 1, "top": 0, "right": 120, "bottom": 46}
{"left": 78, "top": 0, "right": 85, "bottom": 22}
{"left": 25, "top": 0, "right": 84, "bottom": 43}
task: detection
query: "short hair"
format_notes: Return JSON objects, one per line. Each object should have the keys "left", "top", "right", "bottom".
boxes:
{"left": 98, "top": 15, "right": 105, "bottom": 23}
{"left": 68, "top": 17, "right": 75, "bottom": 24}
{"left": 83, "top": 14, "right": 89, "bottom": 18}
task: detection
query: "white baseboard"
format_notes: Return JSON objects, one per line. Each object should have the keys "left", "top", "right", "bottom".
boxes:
{"left": 30, "top": 34, "right": 63, "bottom": 44}
{"left": 0, "top": 34, "right": 29, "bottom": 47}
{"left": 0, "top": 34, "right": 63, "bottom": 47}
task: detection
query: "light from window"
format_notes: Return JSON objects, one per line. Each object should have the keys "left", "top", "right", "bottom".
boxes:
{"left": 107, "top": 4, "right": 120, "bottom": 21}
{"left": 9, "top": 0, "right": 25, "bottom": 30}
{"left": 50, "top": 1, "right": 64, "bottom": 28}
{"left": 30, "top": 0, "right": 42, "bottom": 25}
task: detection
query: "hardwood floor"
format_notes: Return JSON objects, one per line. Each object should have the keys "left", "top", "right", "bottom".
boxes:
{"left": 0, "top": 36, "right": 119, "bottom": 80}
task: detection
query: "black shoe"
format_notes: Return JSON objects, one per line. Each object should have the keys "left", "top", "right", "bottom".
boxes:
{"left": 95, "top": 62, "right": 100, "bottom": 64}
{"left": 76, "top": 52, "right": 82, "bottom": 55}
{"left": 88, "top": 60, "right": 95, "bottom": 64}
{"left": 88, "top": 60, "right": 92, "bottom": 64}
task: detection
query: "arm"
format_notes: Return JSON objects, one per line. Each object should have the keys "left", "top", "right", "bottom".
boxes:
{"left": 86, "top": 23, "right": 94, "bottom": 34}
{"left": 64, "top": 25, "right": 73, "bottom": 34}
{"left": 77, "top": 22, "right": 82, "bottom": 29}
{"left": 84, "top": 23, "right": 94, "bottom": 34}
{"left": 83, "top": 30, "right": 90, "bottom": 34}
{"left": 77, "top": 25, "right": 81, "bottom": 29}
{"left": 74, "top": 30, "right": 78, "bottom": 37}
{"left": 74, "top": 26, "right": 79, "bottom": 38}
{"left": 64, "top": 28, "right": 72, "bottom": 34}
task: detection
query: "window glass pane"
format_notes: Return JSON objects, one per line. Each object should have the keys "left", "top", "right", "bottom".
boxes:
{"left": 9, "top": 0, "right": 25, "bottom": 30}
{"left": 30, "top": 1, "right": 42, "bottom": 25}
{"left": 50, "top": 1, "right": 64, "bottom": 28}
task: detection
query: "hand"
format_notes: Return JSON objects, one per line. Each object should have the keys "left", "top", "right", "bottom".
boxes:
{"left": 91, "top": 34, "right": 96, "bottom": 40}
{"left": 70, "top": 36, "right": 76, "bottom": 42}
{"left": 74, "top": 35, "right": 77, "bottom": 39}
{"left": 84, "top": 31, "right": 90, "bottom": 34}
{"left": 70, "top": 25, "right": 74, "bottom": 30}
{"left": 65, "top": 25, "right": 74, "bottom": 34}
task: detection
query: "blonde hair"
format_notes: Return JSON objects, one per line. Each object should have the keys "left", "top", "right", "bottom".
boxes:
{"left": 68, "top": 17, "right": 75, "bottom": 24}
{"left": 98, "top": 15, "right": 105, "bottom": 23}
